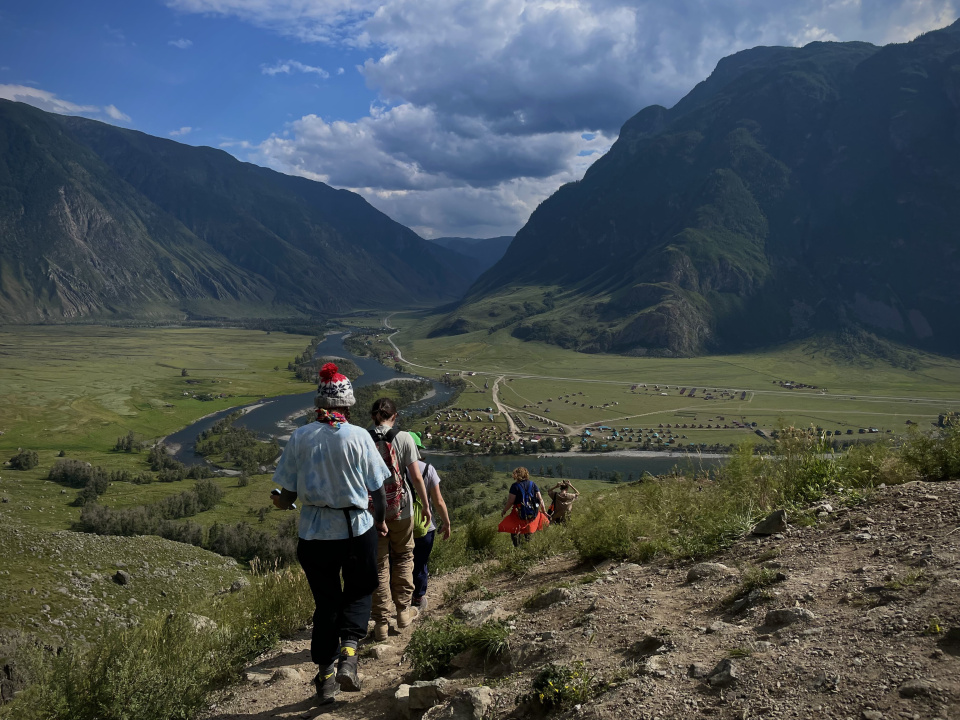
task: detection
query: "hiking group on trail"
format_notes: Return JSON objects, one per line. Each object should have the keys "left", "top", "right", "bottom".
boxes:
{"left": 270, "top": 362, "right": 580, "bottom": 707}
{"left": 270, "top": 363, "right": 451, "bottom": 705}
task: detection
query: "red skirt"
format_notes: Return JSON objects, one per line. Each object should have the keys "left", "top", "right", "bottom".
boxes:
{"left": 498, "top": 508, "right": 550, "bottom": 535}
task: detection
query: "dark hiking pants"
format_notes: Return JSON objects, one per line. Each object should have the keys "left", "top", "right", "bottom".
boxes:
{"left": 412, "top": 529, "right": 436, "bottom": 599}
{"left": 297, "top": 527, "right": 378, "bottom": 667}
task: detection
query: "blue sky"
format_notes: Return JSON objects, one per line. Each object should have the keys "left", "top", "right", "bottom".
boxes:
{"left": 2, "top": 1, "right": 957, "bottom": 238}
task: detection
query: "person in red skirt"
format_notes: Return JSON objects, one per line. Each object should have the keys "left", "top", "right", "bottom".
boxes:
{"left": 498, "top": 466, "right": 549, "bottom": 547}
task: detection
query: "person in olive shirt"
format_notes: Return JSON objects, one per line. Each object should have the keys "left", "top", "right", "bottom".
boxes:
{"left": 547, "top": 480, "right": 581, "bottom": 523}
{"left": 368, "top": 398, "right": 432, "bottom": 642}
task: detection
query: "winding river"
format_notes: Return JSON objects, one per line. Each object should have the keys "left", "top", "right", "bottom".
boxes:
{"left": 167, "top": 332, "right": 457, "bottom": 465}
{"left": 167, "top": 332, "right": 725, "bottom": 478}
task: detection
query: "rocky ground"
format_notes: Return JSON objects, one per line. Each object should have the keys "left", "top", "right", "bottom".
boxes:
{"left": 203, "top": 480, "right": 960, "bottom": 720}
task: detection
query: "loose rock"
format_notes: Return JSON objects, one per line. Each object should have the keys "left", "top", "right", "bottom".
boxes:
{"left": 422, "top": 687, "right": 495, "bottom": 720}
{"left": 687, "top": 563, "right": 737, "bottom": 583}
{"left": 271, "top": 667, "right": 302, "bottom": 683}
{"left": 706, "top": 658, "right": 739, "bottom": 688}
{"left": 526, "top": 587, "right": 572, "bottom": 610}
{"left": 409, "top": 678, "right": 450, "bottom": 711}
{"left": 898, "top": 679, "right": 939, "bottom": 698}
{"left": 456, "top": 601, "right": 507, "bottom": 627}
{"left": 764, "top": 608, "right": 816, "bottom": 627}
{"left": 752, "top": 510, "right": 788, "bottom": 536}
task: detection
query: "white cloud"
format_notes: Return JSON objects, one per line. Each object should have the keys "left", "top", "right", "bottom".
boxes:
{"left": 261, "top": 59, "right": 330, "bottom": 77}
{"left": 166, "top": 0, "right": 379, "bottom": 42}
{"left": 173, "top": 0, "right": 958, "bottom": 236}
{"left": 0, "top": 84, "right": 132, "bottom": 124}
{"left": 220, "top": 138, "right": 255, "bottom": 149}
{"left": 104, "top": 104, "right": 132, "bottom": 122}
{"left": 168, "top": 38, "right": 194, "bottom": 48}
{"left": 170, "top": 126, "right": 193, "bottom": 136}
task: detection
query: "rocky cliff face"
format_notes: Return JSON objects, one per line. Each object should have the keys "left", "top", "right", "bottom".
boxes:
{"left": 0, "top": 99, "right": 471, "bottom": 322}
{"left": 454, "top": 22, "right": 960, "bottom": 356}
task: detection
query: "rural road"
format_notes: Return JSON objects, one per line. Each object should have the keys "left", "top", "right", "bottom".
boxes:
{"left": 380, "top": 315, "right": 957, "bottom": 419}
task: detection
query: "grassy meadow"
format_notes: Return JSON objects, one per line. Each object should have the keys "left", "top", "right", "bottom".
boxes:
{"left": 381, "top": 310, "right": 960, "bottom": 448}
{"left": 0, "top": 325, "right": 314, "bottom": 642}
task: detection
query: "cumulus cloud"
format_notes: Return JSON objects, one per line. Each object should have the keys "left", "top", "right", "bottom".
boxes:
{"left": 0, "top": 84, "right": 131, "bottom": 124}
{"left": 169, "top": 38, "right": 194, "bottom": 48}
{"left": 170, "top": 126, "right": 193, "bottom": 136}
{"left": 255, "top": 103, "right": 612, "bottom": 188}
{"left": 261, "top": 59, "right": 330, "bottom": 77}
{"left": 171, "top": 0, "right": 958, "bottom": 235}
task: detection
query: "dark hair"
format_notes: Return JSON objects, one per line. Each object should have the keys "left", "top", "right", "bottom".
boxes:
{"left": 371, "top": 397, "right": 398, "bottom": 425}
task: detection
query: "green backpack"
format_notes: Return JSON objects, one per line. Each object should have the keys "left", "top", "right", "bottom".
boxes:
{"left": 407, "top": 463, "right": 432, "bottom": 539}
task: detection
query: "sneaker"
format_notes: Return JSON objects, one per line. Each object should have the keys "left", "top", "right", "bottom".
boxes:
{"left": 373, "top": 622, "right": 389, "bottom": 642}
{"left": 336, "top": 646, "right": 361, "bottom": 692}
{"left": 397, "top": 606, "right": 419, "bottom": 628}
{"left": 412, "top": 595, "right": 428, "bottom": 611}
{"left": 314, "top": 664, "right": 339, "bottom": 705}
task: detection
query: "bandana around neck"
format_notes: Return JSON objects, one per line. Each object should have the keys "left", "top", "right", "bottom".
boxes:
{"left": 316, "top": 408, "right": 348, "bottom": 428}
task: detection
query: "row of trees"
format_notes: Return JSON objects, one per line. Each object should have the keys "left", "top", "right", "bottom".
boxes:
{"left": 76, "top": 478, "right": 224, "bottom": 536}
{"left": 195, "top": 414, "right": 280, "bottom": 473}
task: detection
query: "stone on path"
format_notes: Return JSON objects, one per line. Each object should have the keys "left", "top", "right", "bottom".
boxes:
{"left": 422, "top": 687, "right": 495, "bottom": 720}
{"left": 687, "top": 563, "right": 737, "bottom": 583}
{"left": 409, "top": 678, "right": 450, "bottom": 712}
{"left": 456, "top": 601, "right": 508, "bottom": 627}
{"left": 898, "top": 679, "right": 940, "bottom": 698}
{"left": 271, "top": 667, "right": 303, "bottom": 683}
{"left": 526, "top": 587, "right": 572, "bottom": 610}
{"left": 706, "top": 658, "right": 739, "bottom": 688}
{"left": 752, "top": 510, "right": 788, "bottom": 536}
{"left": 764, "top": 608, "right": 816, "bottom": 627}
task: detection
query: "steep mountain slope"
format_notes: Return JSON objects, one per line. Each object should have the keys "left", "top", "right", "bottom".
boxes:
{"left": 448, "top": 21, "right": 960, "bottom": 356}
{"left": 426, "top": 236, "right": 513, "bottom": 277}
{"left": 0, "top": 99, "right": 472, "bottom": 322}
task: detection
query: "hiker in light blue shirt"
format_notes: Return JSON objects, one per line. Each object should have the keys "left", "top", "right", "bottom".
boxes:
{"left": 273, "top": 419, "right": 390, "bottom": 541}
{"left": 271, "top": 363, "right": 390, "bottom": 705}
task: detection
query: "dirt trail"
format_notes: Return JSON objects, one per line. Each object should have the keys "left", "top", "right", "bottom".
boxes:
{"left": 205, "top": 480, "right": 960, "bottom": 720}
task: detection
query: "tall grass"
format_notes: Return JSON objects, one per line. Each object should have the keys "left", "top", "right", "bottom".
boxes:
{"left": 567, "top": 424, "right": 957, "bottom": 565}
{"left": 1, "top": 564, "right": 313, "bottom": 720}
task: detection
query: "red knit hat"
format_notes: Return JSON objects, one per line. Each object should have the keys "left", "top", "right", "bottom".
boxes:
{"left": 317, "top": 362, "right": 355, "bottom": 407}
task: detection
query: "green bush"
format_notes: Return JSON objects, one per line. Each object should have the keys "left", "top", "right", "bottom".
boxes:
{"left": 464, "top": 515, "right": 500, "bottom": 558}
{"left": 406, "top": 617, "right": 510, "bottom": 679}
{"left": 898, "top": 424, "right": 960, "bottom": 481}
{"left": 9, "top": 450, "right": 39, "bottom": 471}
{"left": 2, "top": 565, "right": 313, "bottom": 720}
{"left": 530, "top": 662, "right": 594, "bottom": 710}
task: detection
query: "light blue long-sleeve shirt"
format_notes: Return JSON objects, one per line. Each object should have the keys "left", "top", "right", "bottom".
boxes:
{"left": 273, "top": 421, "right": 390, "bottom": 540}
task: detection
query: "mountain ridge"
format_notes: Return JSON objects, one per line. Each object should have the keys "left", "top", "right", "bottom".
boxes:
{"left": 446, "top": 21, "right": 960, "bottom": 356}
{"left": 0, "top": 99, "right": 472, "bottom": 323}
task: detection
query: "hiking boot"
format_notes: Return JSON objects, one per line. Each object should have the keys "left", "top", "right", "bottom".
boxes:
{"left": 397, "top": 606, "right": 419, "bottom": 628}
{"left": 314, "top": 664, "right": 339, "bottom": 705}
{"left": 336, "top": 646, "right": 361, "bottom": 692}
{"left": 373, "top": 621, "right": 389, "bottom": 642}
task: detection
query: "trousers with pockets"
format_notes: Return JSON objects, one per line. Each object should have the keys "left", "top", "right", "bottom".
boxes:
{"left": 297, "top": 527, "right": 378, "bottom": 667}
{"left": 371, "top": 514, "right": 415, "bottom": 623}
